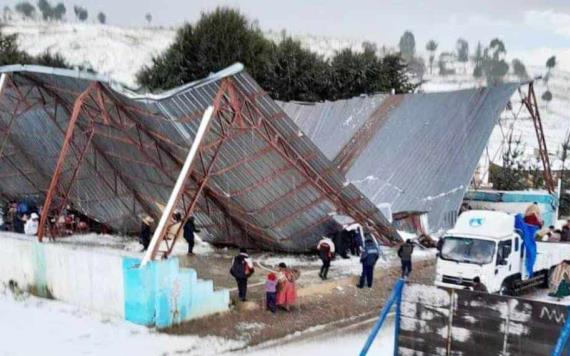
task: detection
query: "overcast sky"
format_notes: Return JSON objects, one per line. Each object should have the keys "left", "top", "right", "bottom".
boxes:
{"left": 6, "top": 0, "right": 570, "bottom": 53}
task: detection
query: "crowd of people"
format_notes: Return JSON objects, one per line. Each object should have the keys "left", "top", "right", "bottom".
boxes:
{"left": 0, "top": 200, "right": 92, "bottom": 239}
{"left": 226, "top": 227, "right": 418, "bottom": 313}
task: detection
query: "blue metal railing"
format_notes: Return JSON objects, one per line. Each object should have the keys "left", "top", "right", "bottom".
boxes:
{"left": 552, "top": 306, "right": 570, "bottom": 356}
{"left": 360, "top": 278, "right": 405, "bottom": 356}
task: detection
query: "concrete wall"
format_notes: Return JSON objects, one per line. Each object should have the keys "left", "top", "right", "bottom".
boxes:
{"left": 0, "top": 235, "right": 229, "bottom": 328}
{"left": 398, "top": 283, "right": 568, "bottom": 355}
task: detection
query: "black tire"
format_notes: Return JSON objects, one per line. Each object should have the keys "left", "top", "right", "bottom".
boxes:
{"left": 540, "top": 268, "right": 554, "bottom": 289}
{"left": 499, "top": 281, "right": 513, "bottom": 296}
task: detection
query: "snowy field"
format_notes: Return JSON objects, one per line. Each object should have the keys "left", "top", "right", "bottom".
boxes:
{"left": 243, "top": 321, "right": 395, "bottom": 356}
{"left": 0, "top": 282, "right": 394, "bottom": 356}
{"left": 0, "top": 286, "right": 244, "bottom": 356}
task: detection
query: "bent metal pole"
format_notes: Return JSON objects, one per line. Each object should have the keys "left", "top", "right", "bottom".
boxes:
{"left": 140, "top": 105, "right": 214, "bottom": 268}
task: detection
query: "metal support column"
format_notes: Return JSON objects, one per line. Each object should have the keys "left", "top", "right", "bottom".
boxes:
{"left": 523, "top": 82, "right": 555, "bottom": 193}
{"left": 37, "top": 84, "right": 95, "bottom": 241}
{"left": 141, "top": 106, "right": 215, "bottom": 267}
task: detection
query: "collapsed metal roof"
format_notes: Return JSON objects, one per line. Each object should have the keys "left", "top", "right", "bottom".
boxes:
{"left": 281, "top": 85, "right": 520, "bottom": 232}
{"left": 0, "top": 63, "right": 399, "bottom": 252}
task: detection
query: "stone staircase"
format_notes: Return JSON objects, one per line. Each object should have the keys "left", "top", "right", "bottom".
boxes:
{"left": 123, "top": 256, "right": 229, "bottom": 328}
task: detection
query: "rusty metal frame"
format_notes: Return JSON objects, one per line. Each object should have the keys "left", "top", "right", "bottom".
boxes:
{"left": 0, "top": 68, "right": 397, "bottom": 253}
{"left": 222, "top": 79, "right": 393, "bottom": 243}
{"left": 38, "top": 83, "right": 97, "bottom": 240}
{"left": 521, "top": 82, "right": 555, "bottom": 193}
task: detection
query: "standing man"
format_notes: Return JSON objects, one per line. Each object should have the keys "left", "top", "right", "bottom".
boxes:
{"left": 317, "top": 236, "right": 335, "bottom": 280}
{"left": 561, "top": 220, "right": 570, "bottom": 242}
{"left": 230, "top": 248, "right": 254, "bottom": 302}
{"left": 183, "top": 216, "right": 201, "bottom": 255}
{"left": 139, "top": 215, "right": 153, "bottom": 251}
{"left": 357, "top": 234, "right": 379, "bottom": 288}
{"left": 398, "top": 239, "right": 415, "bottom": 278}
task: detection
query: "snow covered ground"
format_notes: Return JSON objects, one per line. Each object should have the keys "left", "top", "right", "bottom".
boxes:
{"left": 0, "top": 286, "right": 244, "bottom": 356}
{"left": 243, "top": 320, "right": 395, "bottom": 356}
{"left": 0, "top": 280, "right": 395, "bottom": 356}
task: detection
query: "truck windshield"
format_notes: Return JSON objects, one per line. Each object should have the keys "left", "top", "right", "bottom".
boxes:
{"left": 440, "top": 237, "right": 495, "bottom": 265}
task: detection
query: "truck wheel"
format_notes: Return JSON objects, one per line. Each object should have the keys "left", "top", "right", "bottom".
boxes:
{"left": 540, "top": 268, "right": 553, "bottom": 289}
{"left": 499, "top": 282, "right": 512, "bottom": 296}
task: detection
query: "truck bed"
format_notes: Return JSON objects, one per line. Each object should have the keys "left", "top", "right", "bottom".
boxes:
{"left": 535, "top": 242, "right": 570, "bottom": 271}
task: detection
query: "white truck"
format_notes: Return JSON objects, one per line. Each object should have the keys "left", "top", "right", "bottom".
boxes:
{"left": 435, "top": 210, "right": 570, "bottom": 295}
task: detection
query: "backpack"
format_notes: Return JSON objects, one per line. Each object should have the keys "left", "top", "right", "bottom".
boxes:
{"left": 319, "top": 242, "right": 332, "bottom": 259}
{"left": 230, "top": 256, "right": 245, "bottom": 278}
{"left": 230, "top": 256, "right": 249, "bottom": 279}
{"left": 245, "top": 263, "right": 254, "bottom": 277}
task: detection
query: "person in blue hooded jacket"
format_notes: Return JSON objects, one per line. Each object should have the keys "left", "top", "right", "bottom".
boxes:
{"left": 357, "top": 234, "right": 380, "bottom": 288}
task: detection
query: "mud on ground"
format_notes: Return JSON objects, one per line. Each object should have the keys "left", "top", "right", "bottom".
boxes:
{"left": 168, "top": 251, "right": 435, "bottom": 347}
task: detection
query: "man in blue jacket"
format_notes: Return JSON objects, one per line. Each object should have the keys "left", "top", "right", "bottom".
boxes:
{"left": 357, "top": 234, "right": 380, "bottom": 288}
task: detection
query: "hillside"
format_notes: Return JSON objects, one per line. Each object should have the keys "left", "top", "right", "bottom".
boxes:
{"left": 2, "top": 21, "right": 569, "bottom": 176}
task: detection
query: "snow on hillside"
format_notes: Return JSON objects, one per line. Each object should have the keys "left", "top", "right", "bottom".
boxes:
{"left": 2, "top": 21, "right": 569, "bottom": 173}
{"left": 2, "top": 22, "right": 176, "bottom": 87}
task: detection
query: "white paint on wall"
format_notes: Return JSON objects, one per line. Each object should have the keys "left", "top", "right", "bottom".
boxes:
{"left": 42, "top": 243, "right": 124, "bottom": 318}
{"left": 0, "top": 234, "right": 125, "bottom": 318}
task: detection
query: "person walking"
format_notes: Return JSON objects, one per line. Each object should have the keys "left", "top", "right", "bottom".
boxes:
{"left": 230, "top": 248, "right": 254, "bottom": 302}
{"left": 317, "top": 236, "right": 335, "bottom": 280}
{"left": 24, "top": 213, "right": 39, "bottom": 236}
{"left": 139, "top": 215, "right": 153, "bottom": 251}
{"left": 398, "top": 239, "right": 415, "bottom": 278}
{"left": 183, "top": 216, "right": 201, "bottom": 255}
{"left": 276, "top": 262, "right": 299, "bottom": 311}
{"left": 357, "top": 235, "right": 380, "bottom": 288}
{"left": 265, "top": 272, "right": 277, "bottom": 313}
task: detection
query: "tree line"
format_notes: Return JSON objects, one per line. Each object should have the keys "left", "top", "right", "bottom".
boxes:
{"left": 3, "top": 0, "right": 107, "bottom": 24}
{"left": 137, "top": 8, "right": 417, "bottom": 101}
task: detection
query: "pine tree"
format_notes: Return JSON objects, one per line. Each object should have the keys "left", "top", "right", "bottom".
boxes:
{"left": 473, "top": 42, "right": 483, "bottom": 79}
{"left": 425, "top": 40, "right": 437, "bottom": 74}
{"left": 136, "top": 8, "right": 416, "bottom": 100}
{"left": 512, "top": 59, "right": 529, "bottom": 80}
{"left": 14, "top": 2, "right": 35, "bottom": 19}
{"left": 74, "top": 5, "right": 87, "bottom": 21}
{"left": 398, "top": 31, "right": 415, "bottom": 62}
{"left": 492, "top": 133, "right": 529, "bottom": 190}
{"left": 97, "top": 12, "right": 106, "bottom": 24}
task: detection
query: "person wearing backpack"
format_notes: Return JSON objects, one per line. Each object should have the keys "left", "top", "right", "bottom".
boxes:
{"left": 317, "top": 236, "right": 335, "bottom": 280}
{"left": 357, "top": 234, "right": 380, "bottom": 288}
{"left": 230, "top": 248, "right": 254, "bottom": 302}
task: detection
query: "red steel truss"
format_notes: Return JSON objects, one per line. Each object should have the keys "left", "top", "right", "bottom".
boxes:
{"left": 0, "top": 70, "right": 399, "bottom": 255}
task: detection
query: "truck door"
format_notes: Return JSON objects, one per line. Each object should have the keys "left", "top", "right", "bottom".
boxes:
{"left": 495, "top": 239, "right": 513, "bottom": 291}
{"left": 511, "top": 236, "right": 521, "bottom": 275}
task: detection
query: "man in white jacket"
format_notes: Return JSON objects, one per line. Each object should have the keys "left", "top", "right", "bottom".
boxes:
{"left": 24, "top": 213, "right": 39, "bottom": 236}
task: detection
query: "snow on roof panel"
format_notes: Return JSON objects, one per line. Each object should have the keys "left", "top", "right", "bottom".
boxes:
{"left": 282, "top": 84, "right": 520, "bottom": 233}
{"left": 0, "top": 63, "right": 399, "bottom": 251}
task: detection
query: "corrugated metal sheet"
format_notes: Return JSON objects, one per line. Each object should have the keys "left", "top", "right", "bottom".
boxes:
{"left": 281, "top": 85, "right": 519, "bottom": 232}
{"left": 0, "top": 63, "right": 398, "bottom": 252}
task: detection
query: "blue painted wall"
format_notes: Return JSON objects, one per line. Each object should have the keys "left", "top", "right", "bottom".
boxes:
{"left": 122, "top": 256, "right": 229, "bottom": 328}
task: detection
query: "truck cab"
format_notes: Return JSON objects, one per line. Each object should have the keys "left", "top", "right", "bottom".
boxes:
{"left": 435, "top": 210, "right": 524, "bottom": 294}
